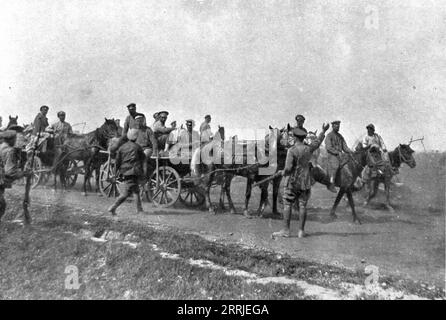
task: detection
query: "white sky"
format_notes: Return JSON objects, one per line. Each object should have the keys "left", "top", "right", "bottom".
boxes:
{"left": 0, "top": 0, "right": 445, "bottom": 150}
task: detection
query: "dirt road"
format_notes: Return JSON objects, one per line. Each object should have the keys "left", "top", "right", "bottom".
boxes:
{"left": 6, "top": 171, "right": 444, "bottom": 288}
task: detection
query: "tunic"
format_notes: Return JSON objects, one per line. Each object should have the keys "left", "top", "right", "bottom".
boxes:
{"left": 115, "top": 141, "right": 145, "bottom": 177}
{"left": 32, "top": 112, "right": 49, "bottom": 135}
{"left": 325, "top": 131, "right": 352, "bottom": 176}
{"left": 123, "top": 113, "right": 146, "bottom": 137}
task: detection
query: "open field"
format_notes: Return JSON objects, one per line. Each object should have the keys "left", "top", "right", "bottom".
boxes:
{"left": 0, "top": 152, "right": 444, "bottom": 299}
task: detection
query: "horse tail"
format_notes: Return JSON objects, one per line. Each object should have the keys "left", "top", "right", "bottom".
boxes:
{"left": 191, "top": 146, "right": 202, "bottom": 177}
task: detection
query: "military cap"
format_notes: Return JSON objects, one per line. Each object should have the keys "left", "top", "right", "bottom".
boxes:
{"left": 0, "top": 130, "right": 17, "bottom": 139}
{"left": 57, "top": 111, "right": 66, "bottom": 117}
{"left": 127, "top": 128, "right": 139, "bottom": 141}
{"left": 331, "top": 120, "right": 341, "bottom": 124}
{"left": 292, "top": 128, "right": 307, "bottom": 137}
{"left": 126, "top": 103, "right": 136, "bottom": 109}
{"left": 40, "top": 105, "right": 49, "bottom": 111}
{"left": 366, "top": 123, "right": 375, "bottom": 130}
{"left": 185, "top": 119, "right": 195, "bottom": 126}
{"left": 135, "top": 114, "right": 145, "bottom": 120}
{"left": 158, "top": 111, "right": 169, "bottom": 116}
{"left": 295, "top": 114, "right": 305, "bottom": 121}
{"left": 205, "top": 114, "right": 211, "bottom": 119}
{"left": 153, "top": 112, "right": 159, "bottom": 119}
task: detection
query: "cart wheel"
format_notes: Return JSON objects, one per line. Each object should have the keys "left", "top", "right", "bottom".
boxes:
{"left": 148, "top": 166, "right": 181, "bottom": 208}
{"left": 24, "top": 156, "right": 43, "bottom": 189}
{"left": 64, "top": 159, "right": 78, "bottom": 188}
{"left": 179, "top": 173, "right": 205, "bottom": 207}
{"left": 99, "top": 160, "right": 121, "bottom": 197}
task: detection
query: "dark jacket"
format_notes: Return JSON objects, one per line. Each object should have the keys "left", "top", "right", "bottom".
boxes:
{"left": 115, "top": 141, "right": 145, "bottom": 177}
{"left": 32, "top": 112, "right": 49, "bottom": 135}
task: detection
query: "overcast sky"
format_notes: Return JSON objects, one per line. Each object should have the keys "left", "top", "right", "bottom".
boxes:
{"left": 0, "top": 0, "right": 445, "bottom": 150}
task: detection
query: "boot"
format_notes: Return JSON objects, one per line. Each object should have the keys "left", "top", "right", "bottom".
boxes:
{"left": 108, "top": 196, "right": 126, "bottom": 216}
{"left": 298, "top": 206, "right": 307, "bottom": 238}
{"left": 271, "top": 205, "right": 291, "bottom": 239}
{"left": 135, "top": 192, "right": 144, "bottom": 214}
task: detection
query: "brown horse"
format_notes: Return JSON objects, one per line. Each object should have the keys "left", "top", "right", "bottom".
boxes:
{"left": 55, "top": 118, "right": 119, "bottom": 195}
{"left": 364, "top": 143, "right": 416, "bottom": 212}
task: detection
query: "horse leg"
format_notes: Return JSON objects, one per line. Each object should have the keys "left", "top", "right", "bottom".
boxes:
{"left": 224, "top": 174, "right": 236, "bottom": 214}
{"left": 347, "top": 189, "right": 361, "bottom": 224}
{"left": 82, "top": 158, "right": 91, "bottom": 196}
{"left": 257, "top": 183, "right": 268, "bottom": 217}
{"left": 384, "top": 180, "right": 394, "bottom": 212}
{"left": 205, "top": 174, "right": 216, "bottom": 214}
{"left": 272, "top": 177, "right": 281, "bottom": 216}
{"left": 364, "top": 180, "right": 378, "bottom": 206}
{"left": 95, "top": 164, "right": 101, "bottom": 196}
{"left": 218, "top": 184, "right": 226, "bottom": 210}
{"left": 243, "top": 177, "right": 253, "bottom": 218}
{"left": 329, "top": 188, "right": 345, "bottom": 219}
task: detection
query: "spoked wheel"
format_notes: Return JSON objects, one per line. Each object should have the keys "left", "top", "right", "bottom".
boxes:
{"left": 179, "top": 173, "right": 205, "bottom": 207}
{"left": 99, "top": 160, "right": 121, "bottom": 197}
{"left": 24, "top": 156, "right": 44, "bottom": 189}
{"left": 148, "top": 166, "right": 181, "bottom": 208}
{"left": 65, "top": 159, "right": 78, "bottom": 188}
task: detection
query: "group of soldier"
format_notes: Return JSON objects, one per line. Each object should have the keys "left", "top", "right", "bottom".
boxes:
{"left": 272, "top": 114, "right": 389, "bottom": 238}
{"left": 0, "top": 105, "right": 389, "bottom": 238}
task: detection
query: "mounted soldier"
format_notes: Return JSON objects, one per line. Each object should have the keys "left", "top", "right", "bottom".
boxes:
{"left": 47, "top": 111, "right": 73, "bottom": 145}
{"left": 199, "top": 115, "right": 213, "bottom": 144}
{"left": 153, "top": 111, "right": 176, "bottom": 151}
{"left": 272, "top": 123, "right": 329, "bottom": 239}
{"left": 0, "top": 130, "right": 29, "bottom": 222}
{"left": 325, "top": 120, "right": 354, "bottom": 193}
{"left": 361, "top": 123, "right": 390, "bottom": 183}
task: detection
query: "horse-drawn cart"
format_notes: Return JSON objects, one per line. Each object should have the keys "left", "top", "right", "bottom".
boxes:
{"left": 98, "top": 151, "right": 206, "bottom": 208}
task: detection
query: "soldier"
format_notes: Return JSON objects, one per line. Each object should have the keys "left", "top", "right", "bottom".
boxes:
{"left": 199, "top": 115, "right": 213, "bottom": 143}
{"left": 153, "top": 111, "right": 176, "bottom": 151}
{"left": 178, "top": 119, "right": 200, "bottom": 157}
{"left": 134, "top": 114, "right": 158, "bottom": 178}
{"left": 294, "top": 114, "right": 308, "bottom": 133}
{"left": 107, "top": 129, "right": 145, "bottom": 215}
{"left": 361, "top": 123, "right": 389, "bottom": 182}
{"left": 122, "top": 103, "right": 145, "bottom": 137}
{"left": 26, "top": 105, "right": 51, "bottom": 154}
{"left": 325, "top": 120, "right": 353, "bottom": 193}
{"left": 0, "top": 130, "right": 28, "bottom": 222}
{"left": 47, "top": 111, "right": 73, "bottom": 144}
{"left": 272, "top": 123, "right": 329, "bottom": 239}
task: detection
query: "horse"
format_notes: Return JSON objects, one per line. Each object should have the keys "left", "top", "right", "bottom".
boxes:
{"left": 54, "top": 118, "right": 119, "bottom": 195}
{"left": 6, "top": 116, "right": 19, "bottom": 130}
{"left": 312, "top": 146, "right": 369, "bottom": 224}
{"left": 363, "top": 143, "right": 416, "bottom": 212}
{"left": 191, "top": 126, "right": 288, "bottom": 216}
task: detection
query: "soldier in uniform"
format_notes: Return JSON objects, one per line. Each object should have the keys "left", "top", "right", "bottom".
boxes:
{"left": 47, "top": 111, "right": 73, "bottom": 144}
{"left": 122, "top": 103, "right": 146, "bottom": 137}
{"left": 0, "top": 130, "right": 28, "bottom": 222}
{"left": 199, "top": 115, "right": 213, "bottom": 143}
{"left": 325, "top": 120, "right": 353, "bottom": 193}
{"left": 153, "top": 111, "right": 176, "bottom": 151}
{"left": 107, "top": 129, "right": 145, "bottom": 215}
{"left": 134, "top": 114, "right": 158, "bottom": 178}
{"left": 177, "top": 119, "right": 200, "bottom": 157}
{"left": 26, "top": 105, "right": 51, "bottom": 154}
{"left": 272, "top": 123, "right": 329, "bottom": 239}
{"left": 294, "top": 114, "right": 307, "bottom": 133}
{"left": 361, "top": 123, "right": 390, "bottom": 183}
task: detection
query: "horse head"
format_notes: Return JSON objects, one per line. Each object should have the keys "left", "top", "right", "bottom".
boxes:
{"left": 397, "top": 144, "right": 416, "bottom": 168}
{"left": 101, "top": 118, "right": 119, "bottom": 139}
{"left": 6, "top": 115, "right": 18, "bottom": 129}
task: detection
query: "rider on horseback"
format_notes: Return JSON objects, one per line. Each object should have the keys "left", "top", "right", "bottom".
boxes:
{"left": 361, "top": 123, "right": 391, "bottom": 183}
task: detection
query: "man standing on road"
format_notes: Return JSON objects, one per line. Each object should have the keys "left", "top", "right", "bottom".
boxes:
{"left": 47, "top": 111, "right": 73, "bottom": 144}
{"left": 272, "top": 123, "right": 329, "bottom": 239}
{"left": 0, "top": 130, "right": 28, "bottom": 222}
{"left": 108, "top": 129, "right": 145, "bottom": 216}
{"left": 325, "top": 120, "right": 353, "bottom": 193}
